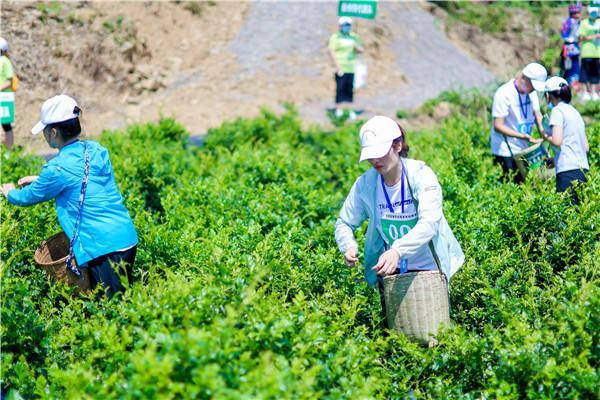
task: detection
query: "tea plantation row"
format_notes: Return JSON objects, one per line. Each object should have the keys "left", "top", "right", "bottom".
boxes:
{"left": 1, "top": 99, "right": 598, "bottom": 398}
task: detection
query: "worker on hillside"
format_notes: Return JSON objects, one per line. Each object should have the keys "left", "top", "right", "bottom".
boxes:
{"left": 328, "top": 17, "right": 363, "bottom": 120}
{"left": 334, "top": 116, "right": 464, "bottom": 327}
{"left": 542, "top": 77, "right": 589, "bottom": 203}
{"left": 0, "top": 37, "right": 16, "bottom": 149}
{"left": 490, "top": 63, "right": 547, "bottom": 183}
{"left": 1, "top": 95, "right": 138, "bottom": 299}
{"left": 560, "top": 3, "right": 582, "bottom": 86}
{"left": 579, "top": 5, "right": 600, "bottom": 101}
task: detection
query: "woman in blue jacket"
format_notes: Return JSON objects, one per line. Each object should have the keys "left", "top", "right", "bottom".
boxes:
{"left": 1, "top": 94, "right": 138, "bottom": 298}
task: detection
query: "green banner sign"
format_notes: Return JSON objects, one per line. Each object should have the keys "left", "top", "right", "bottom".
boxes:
{"left": 0, "top": 92, "right": 15, "bottom": 125}
{"left": 338, "top": 0, "right": 377, "bottom": 20}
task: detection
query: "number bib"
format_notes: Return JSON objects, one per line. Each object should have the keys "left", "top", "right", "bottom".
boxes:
{"left": 0, "top": 92, "right": 15, "bottom": 125}
{"left": 381, "top": 212, "right": 417, "bottom": 245}
{"left": 378, "top": 169, "right": 438, "bottom": 273}
{"left": 514, "top": 82, "right": 534, "bottom": 138}
{"left": 381, "top": 211, "right": 417, "bottom": 273}
{"left": 517, "top": 121, "right": 534, "bottom": 135}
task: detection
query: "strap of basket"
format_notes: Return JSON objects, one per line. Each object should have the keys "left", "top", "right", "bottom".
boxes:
{"left": 401, "top": 160, "right": 444, "bottom": 277}
{"left": 503, "top": 134, "right": 516, "bottom": 159}
{"left": 65, "top": 141, "right": 89, "bottom": 278}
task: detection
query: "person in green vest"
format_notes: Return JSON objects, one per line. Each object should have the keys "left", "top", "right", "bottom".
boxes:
{"left": 328, "top": 17, "right": 363, "bottom": 120}
{"left": 0, "top": 37, "right": 15, "bottom": 149}
{"left": 578, "top": 6, "right": 600, "bottom": 101}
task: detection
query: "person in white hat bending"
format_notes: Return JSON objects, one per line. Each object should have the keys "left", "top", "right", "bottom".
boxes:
{"left": 542, "top": 76, "right": 590, "bottom": 203}
{"left": 0, "top": 95, "right": 138, "bottom": 299}
{"left": 334, "top": 116, "right": 464, "bottom": 324}
{"left": 0, "top": 37, "right": 16, "bottom": 149}
{"left": 490, "top": 63, "right": 547, "bottom": 183}
{"left": 328, "top": 16, "right": 363, "bottom": 120}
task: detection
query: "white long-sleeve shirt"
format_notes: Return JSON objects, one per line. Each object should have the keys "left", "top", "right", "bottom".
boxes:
{"left": 335, "top": 158, "right": 465, "bottom": 286}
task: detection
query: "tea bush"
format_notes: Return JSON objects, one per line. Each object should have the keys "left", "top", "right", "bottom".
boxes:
{"left": 1, "top": 98, "right": 598, "bottom": 398}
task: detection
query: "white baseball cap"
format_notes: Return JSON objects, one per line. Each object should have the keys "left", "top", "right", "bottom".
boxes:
{"left": 31, "top": 94, "right": 80, "bottom": 135}
{"left": 522, "top": 63, "right": 548, "bottom": 92}
{"left": 0, "top": 37, "right": 8, "bottom": 53}
{"left": 358, "top": 116, "right": 402, "bottom": 162}
{"left": 338, "top": 16, "right": 353, "bottom": 25}
{"left": 544, "top": 76, "right": 568, "bottom": 92}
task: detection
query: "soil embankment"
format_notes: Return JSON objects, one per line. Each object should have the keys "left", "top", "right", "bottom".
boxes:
{"left": 2, "top": 1, "right": 551, "bottom": 153}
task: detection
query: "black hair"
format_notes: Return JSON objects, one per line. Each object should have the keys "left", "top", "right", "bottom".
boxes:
{"left": 548, "top": 84, "right": 572, "bottom": 104}
{"left": 392, "top": 122, "right": 409, "bottom": 157}
{"left": 47, "top": 106, "right": 82, "bottom": 140}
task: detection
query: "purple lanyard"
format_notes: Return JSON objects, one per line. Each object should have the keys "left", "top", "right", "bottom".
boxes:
{"left": 514, "top": 81, "right": 530, "bottom": 120}
{"left": 380, "top": 166, "right": 406, "bottom": 214}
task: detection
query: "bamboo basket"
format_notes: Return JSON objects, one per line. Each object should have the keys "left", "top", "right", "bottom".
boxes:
{"left": 383, "top": 270, "right": 450, "bottom": 346}
{"left": 34, "top": 232, "right": 90, "bottom": 293}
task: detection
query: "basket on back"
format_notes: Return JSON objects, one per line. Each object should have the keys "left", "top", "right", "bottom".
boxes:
{"left": 34, "top": 231, "right": 90, "bottom": 294}
{"left": 383, "top": 270, "right": 450, "bottom": 347}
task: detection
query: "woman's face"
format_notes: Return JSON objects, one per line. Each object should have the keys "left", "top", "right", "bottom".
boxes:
{"left": 368, "top": 143, "right": 401, "bottom": 175}
{"left": 43, "top": 126, "right": 59, "bottom": 148}
{"left": 545, "top": 92, "right": 559, "bottom": 106}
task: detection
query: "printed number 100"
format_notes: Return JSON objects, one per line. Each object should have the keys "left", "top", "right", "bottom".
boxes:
{"left": 388, "top": 224, "right": 411, "bottom": 240}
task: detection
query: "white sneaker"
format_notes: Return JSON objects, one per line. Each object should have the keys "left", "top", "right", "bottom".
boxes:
{"left": 592, "top": 92, "right": 600, "bottom": 102}
{"left": 335, "top": 108, "right": 343, "bottom": 118}
{"left": 349, "top": 110, "right": 357, "bottom": 120}
{"left": 581, "top": 92, "right": 591, "bottom": 102}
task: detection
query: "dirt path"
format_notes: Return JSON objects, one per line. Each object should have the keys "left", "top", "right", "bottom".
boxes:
{"left": 224, "top": 1, "right": 494, "bottom": 125}
{"left": 4, "top": 1, "right": 495, "bottom": 154}
{"left": 368, "top": 1, "right": 494, "bottom": 110}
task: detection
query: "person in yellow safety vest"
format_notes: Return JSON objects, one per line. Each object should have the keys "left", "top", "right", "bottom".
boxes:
{"left": 328, "top": 17, "right": 363, "bottom": 120}
{"left": 579, "top": 6, "right": 600, "bottom": 101}
{"left": 0, "top": 37, "right": 16, "bottom": 149}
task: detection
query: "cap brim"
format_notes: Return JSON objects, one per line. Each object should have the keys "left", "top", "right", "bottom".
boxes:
{"left": 531, "top": 80, "right": 545, "bottom": 92}
{"left": 359, "top": 141, "right": 392, "bottom": 163}
{"left": 31, "top": 121, "right": 45, "bottom": 135}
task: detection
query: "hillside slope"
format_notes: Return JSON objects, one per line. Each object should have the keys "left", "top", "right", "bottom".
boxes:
{"left": 1, "top": 0, "right": 556, "bottom": 152}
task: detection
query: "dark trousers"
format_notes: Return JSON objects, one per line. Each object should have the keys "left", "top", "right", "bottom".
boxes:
{"left": 86, "top": 246, "right": 137, "bottom": 299}
{"left": 556, "top": 169, "right": 587, "bottom": 204}
{"left": 493, "top": 155, "right": 524, "bottom": 184}
{"left": 335, "top": 72, "right": 354, "bottom": 104}
{"left": 2, "top": 123, "right": 12, "bottom": 149}
{"left": 580, "top": 58, "right": 600, "bottom": 84}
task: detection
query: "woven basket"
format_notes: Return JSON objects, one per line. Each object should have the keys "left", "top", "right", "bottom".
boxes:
{"left": 34, "top": 232, "right": 90, "bottom": 293}
{"left": 383, "top": 270, "right": 450, "bottom": 346}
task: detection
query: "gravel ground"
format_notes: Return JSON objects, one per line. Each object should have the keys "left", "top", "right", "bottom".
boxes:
{"left": 230, "top": 2, "right": 336, "bottom": 78}
{"left": 375, "top": 1, "right": 494, "bottom": 110}
{"left": 230, "top": 1, "right": 494, "bottom": 122}
{"left": 5, "top": 1, "right": 497, "bottom": 152}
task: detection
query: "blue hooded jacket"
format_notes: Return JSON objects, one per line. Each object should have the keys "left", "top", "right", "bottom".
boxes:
{"left": 8, "top": 140, "right": 138, "bottom": 265}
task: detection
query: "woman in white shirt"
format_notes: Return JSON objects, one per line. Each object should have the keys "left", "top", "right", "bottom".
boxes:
{"left": 542, "top": 77, "right": 590, "bottom": 202}
{"left": 334, "top": 116, "right": 464, "bottom": 320}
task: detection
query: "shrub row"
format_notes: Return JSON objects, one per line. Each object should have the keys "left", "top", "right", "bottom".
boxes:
{"left": 1, "top": 100, "right": 598, "bottom": 398}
